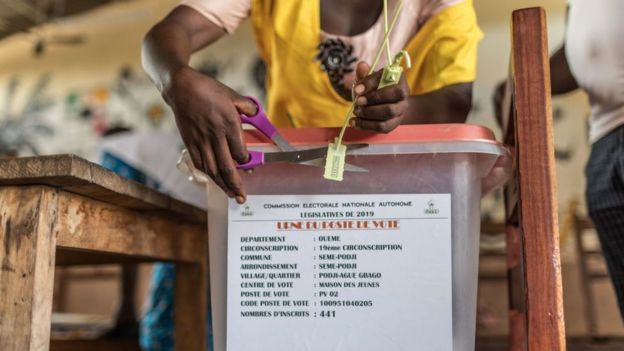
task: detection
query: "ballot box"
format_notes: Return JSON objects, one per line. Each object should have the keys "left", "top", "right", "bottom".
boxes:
{"left": 206, "top": 125, "right": 510, "bottom": 351}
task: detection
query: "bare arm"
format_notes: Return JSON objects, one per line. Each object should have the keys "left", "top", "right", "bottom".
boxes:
{"left": 403, "top": 83, "right": 472, "bottom": 124}
{"left": 550, "top": 45, "right": 578, "bottom": 96}
{"left": 142, "top": 6, "right": 226, "bottom": 94}
{"left": 142, "top": 6, "right": 257, "bottom": 203}
{"left": 550, "top": 5, "right": 578, "bottom": 96}
{"left": 351, "top": 62, "right": 472, "bottom": 132}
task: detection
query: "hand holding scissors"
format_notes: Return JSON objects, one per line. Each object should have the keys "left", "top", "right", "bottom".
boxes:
{"left": 178, "top": 96, "right": 367, "bottom": 203}
{"left": 236, "top": 97, "right": 368, "bottom": 171}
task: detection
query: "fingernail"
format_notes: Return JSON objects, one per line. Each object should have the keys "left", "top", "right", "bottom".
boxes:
{"left": 236, "top": 196, "right": 246, "bottom": 204}
{"left": 248, "top": 101, "right": 259, "bottom": 115}
{"left": 356, "top": 96, "right": 367, "bottom": 106}
{"left": 354, "top": 84, "right": 365, "bottom": 94}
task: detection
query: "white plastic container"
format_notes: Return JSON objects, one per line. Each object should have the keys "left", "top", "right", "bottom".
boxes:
{"left": 206, "top": 124, "right": 510, "bottom": 351}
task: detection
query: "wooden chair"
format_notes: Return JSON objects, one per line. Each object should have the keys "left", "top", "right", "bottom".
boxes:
{"left": 500, "top": 7, "right": 566, "bottom": 350}
{"left": 572, "top": 214, "right": 610, "bottom": 338}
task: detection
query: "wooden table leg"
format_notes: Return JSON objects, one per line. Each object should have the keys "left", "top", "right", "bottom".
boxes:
{"left": 0, "top": 186, "right": 58, "bottom": 351}
{"left": 174, "top": 259, "right": 208, "bottom": 351}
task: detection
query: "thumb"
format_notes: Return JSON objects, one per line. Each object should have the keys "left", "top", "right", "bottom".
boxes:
{"left": 355, "top": 61, "right": 371, "bottom": 82}
{"left": 233, "top": 96, "right": 259, "bottom": 116}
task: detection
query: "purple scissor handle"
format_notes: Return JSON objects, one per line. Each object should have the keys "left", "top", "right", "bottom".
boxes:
{"left": 236, "top": 96, "right": 293, "bottom": 171}
{"left": 237, "top": 150, "right": 264, "bottom": 170}
{"left": 240, "top": 96, "right": 295, "bottom": 152}
{"left": 235, "top": 96, "right": 369, "bottom": 172}
{"left": 239, "top": 96, "right": 279, "bottom": 141}
{"left": 236, "top": 96, "right": 279, "bottom": 171}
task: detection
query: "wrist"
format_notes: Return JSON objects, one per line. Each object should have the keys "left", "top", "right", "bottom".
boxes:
{"left": 162, "top": 64, "right": 194, "bottom": 104}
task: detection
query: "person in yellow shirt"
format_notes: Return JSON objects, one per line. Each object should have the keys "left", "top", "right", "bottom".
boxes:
{"left": 142, "top": 0, "right": 482, "bottom": 205}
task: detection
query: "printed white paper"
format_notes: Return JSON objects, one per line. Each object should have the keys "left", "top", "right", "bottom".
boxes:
{"left": 227, "top": 194, "right": 452, "bottom": 351}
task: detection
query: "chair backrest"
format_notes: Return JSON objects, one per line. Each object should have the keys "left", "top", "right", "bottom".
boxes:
{"left": 501, "top": 7, "right": 566, "bottom": 351}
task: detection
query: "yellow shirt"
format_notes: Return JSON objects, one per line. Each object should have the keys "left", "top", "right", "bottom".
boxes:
{"left": 250, "top": 0, "right": 482, "bottom": 127}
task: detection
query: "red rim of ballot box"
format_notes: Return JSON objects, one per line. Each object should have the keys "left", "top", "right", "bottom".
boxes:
{"left": 244, "top": 124, "right": 498, "bottom": 146}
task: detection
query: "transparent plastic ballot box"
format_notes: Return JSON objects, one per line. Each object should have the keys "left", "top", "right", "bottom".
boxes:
{"left": 204, "top": 124, "right": 510, "bottom": 351}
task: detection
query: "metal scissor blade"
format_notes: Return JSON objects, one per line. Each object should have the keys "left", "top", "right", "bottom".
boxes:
{"left": 301, "top": 143, "right": 369, "bottom": 173}
{"left": 271, "top": 133, "right": 296, "bottom": 152}
{"left": 300, "top": 158, "right": 368, "bottom": 173}
{"left": 264, "top": 144, "right": 368, "bottom": 165}
{"left": 264, "top": 146, "right": 330, "bottom": 164}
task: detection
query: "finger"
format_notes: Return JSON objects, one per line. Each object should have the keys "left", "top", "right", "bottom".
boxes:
{"left": 355, "top": 61, "right": 370, "bottom": 82}
{"left": 355, "top": 101, "right": 406, "bottom": 121}
{"left": 201, "top": 140, "right": 235, "bottom": 198}
{"left": 187, "top": 144, "right": 204, "bottom": 173}
{"left": 353, "top": 63, "right": 383, "bottom": 96}
{"left": 357, "top": 84, "right": 407, "bottom": 106}
{"left": 233, "top": 96, "right": 259, "bottom": 116}
{"left": 179, "top": 127, "right": 202, "bottom": 167}
{"left": 212, "top": 136, "right": 246, "bottom": 204}
{"left": 225, "top": 113, "right": 249, "bottom": 164}
{"left": 189, "top": 139, "right": 234, "bottom": 197}
{"left": 354, "top": 116, "right": 402, "bottom": 134}
{"left": 188, "top": 127, "right": 232, "bottom": 196}
{"left": 357, "top": 72, "right": 408, "bottom": 106}
{"left": 186, "top": 128, "right": 208, "bottom": 173}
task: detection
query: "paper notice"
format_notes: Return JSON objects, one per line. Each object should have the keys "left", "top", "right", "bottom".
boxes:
{"left": 227, "top": 194, "right": 452, "bottom": 351}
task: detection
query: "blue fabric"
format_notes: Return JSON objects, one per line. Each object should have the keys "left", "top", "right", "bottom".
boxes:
{"left": 140, "top": 263, "right": 177, "bottom": 351}
{"left": 101, "top": 152, "right": 160, "bottom": 190}
{"left": 100, "top": 151, "right": 213, "bottom": 351}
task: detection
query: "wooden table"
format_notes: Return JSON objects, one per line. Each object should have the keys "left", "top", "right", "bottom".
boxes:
{"left": 0, "top": 155, "right": 209, "bottom": 351}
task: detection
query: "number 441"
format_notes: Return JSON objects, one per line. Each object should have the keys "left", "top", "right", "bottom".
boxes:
{"left": 320, "top": 310, "right": 336, "bottom": 318}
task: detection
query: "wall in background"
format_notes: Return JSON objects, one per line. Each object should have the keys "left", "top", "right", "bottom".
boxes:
{"left": 0, "top": 0, "right": 261, "bottom": 160}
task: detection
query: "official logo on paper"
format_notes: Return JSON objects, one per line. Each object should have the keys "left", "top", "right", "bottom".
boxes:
{"left": 424, "top": 200, "right": 439, "bottom": 215}
{"left": 241, "top": 205, "right": 254, "bottom": 217}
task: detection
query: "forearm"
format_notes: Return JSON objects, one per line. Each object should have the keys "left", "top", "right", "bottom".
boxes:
{"left": 141, "top": 6, "right": 226, "bottom": 95}
{"left": 142, "top": 23, "right": 193, "bottom": 94}
{"left": 402, "top": 83, "right": 473, "bottom": 124}
{"left": 550, "top": 45, "right": 579, "bottom": 95}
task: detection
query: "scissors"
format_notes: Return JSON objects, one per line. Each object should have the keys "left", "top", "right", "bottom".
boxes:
{"left": 235, "top": 96, "right": 368, "bottom": 172}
